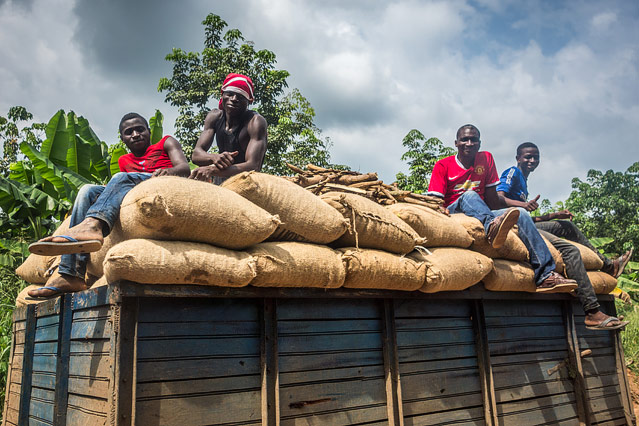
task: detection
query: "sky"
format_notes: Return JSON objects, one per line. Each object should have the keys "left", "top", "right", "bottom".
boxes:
{"left": 1, "top": 0, "right": 637, "bottom": 204}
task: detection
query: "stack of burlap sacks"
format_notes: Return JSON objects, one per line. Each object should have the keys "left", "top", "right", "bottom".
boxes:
{"left": 15, "top": 172, "right": 617, "bottom": 306}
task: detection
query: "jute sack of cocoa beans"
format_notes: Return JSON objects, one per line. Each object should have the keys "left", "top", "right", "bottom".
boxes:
{"left": 387, "top": 203, "right": 473, "bottom": 248}
{"left": 587, "top": 271, "right": 617, "bottom": 294}
{"left": 89, "top": 275, "right": 108, "bottom": 288}
{"left": 482, "top": 259, "right": 536, "bottom": 293}
{"left": 320, "top": 192, "right": 425, "bottom": 254}
{"left": 247, "top": 242, "right": 345, "bottom": 288}
{"left": 567, "top": 242, "right": 604, "bottom": 270}
{"left": 222, "top": 171, "right": 349, "bottom": 244}
{"left": 15, "top": 217, "right": 71, "bottom": 284}
{"left": 86, "top": 220, "right": 126, "bottom": 278}
{"left": 339, "top": 248, "right": 426, "bottom": 291}
{"left": 450, "top": 214, "right": 528, "bottom": 261}
{"left": 540, "top": 234, "right": 566, "bottom": 275}
{"left": 418, "top": 247, "right": 493, "bottom": 293}
{"left": 104, "top": 239, "right": 256, "bottom": 287}
{"left": 119, "top": 176, "right": 280, "bottom": 250}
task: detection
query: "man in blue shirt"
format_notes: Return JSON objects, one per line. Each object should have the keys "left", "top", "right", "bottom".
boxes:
{"left": 497, "top": 142, "right": 632, "bottom": 330}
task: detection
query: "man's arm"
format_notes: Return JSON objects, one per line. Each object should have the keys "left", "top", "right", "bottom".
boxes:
{"left": 484, "top": 186, "right": 508, "bottom": 210}
{"left": 190, "top": 114, "right": 267, "bottom": 181}
{"left": 192, "top": 109, "right": 238, "bottom": 169}
{"left": 152, "top": 137, "right": 190, "bottom": 177}
{"left": 533, "top": 209, "right": 574, "bottom": 222}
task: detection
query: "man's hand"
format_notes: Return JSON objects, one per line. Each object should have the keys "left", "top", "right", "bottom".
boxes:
{"left": 189, "top": 165, "right": 218, "bottom": 182}
{"left": 152, "top": 168, "right": 172, "bottom": 177}
{"left": 524, "top": 195, "right": 540, "bottom": 212}
{"left": 210, "top": 151, "right": 239, "bottom": 170}
{"left": 550, "top": 210, "right": 574, "bottom": 221}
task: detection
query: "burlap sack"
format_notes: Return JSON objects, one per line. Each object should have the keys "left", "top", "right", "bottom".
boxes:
{"left": 90, "top": 275, "right": 108, "bottom": 288}
{"left": 450, "top": 214, "right": 528, "bottom": 261}
{"left": 482, "top": 259, "right": 537, "bottom": 293}
{"left": 321, "top": 192, "right": 424, "bottom": 254}
{"left": 387, "top": 203, "right": 473, "bottom": 248}
{"left": 568, "top": 242, "right": 605, "bottom": 270}
{"left": 418, "top": 247, "right": 493, "bottom": 293}
{"left": 15, "top": 285, "right": 47, "bottom": 307}
{"left": 104, "top": 239, "right": 256, "bottom": 287}
{"left": 222, "top": 172, "right": 349, "bottom": 244}
{"left": 339, "top": 248, "right": 426, "bottom": 291}
{"left": 86, "top": 220, "right": 126, "bottom": 278}
{"left": 540, "top": 235, "right": 566, "bottom": 275}
{"left": 587, "top": 271, "right": 617, "bottom": 294}
{"left": 247, "top": 242, "right": 345, "bottom": 288}
{"left": 15, "top": 217, "right": 71, "bottom": 284}
{"left": 119, "top": 176, "right": 280, "bottom": 250}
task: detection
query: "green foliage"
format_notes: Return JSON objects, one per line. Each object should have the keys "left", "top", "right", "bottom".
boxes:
{"left": 395, "top": 130, "right": 455, "bottom": 193}
{"left": 566, "top": 162, "right": 639, "bottom": 255}
{"left": 0, "top": 107, "right": 46, "bottom": 177}
{"left": 0, "top": 266, "right": 25, "bottom": 409}
{"left": 158, "top": 13, "right": 337, "bottom": 172}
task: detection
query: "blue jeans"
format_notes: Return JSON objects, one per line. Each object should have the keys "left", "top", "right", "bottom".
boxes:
{"left": 57, "top": 172, "right": 151, "bottom": 279}
{"left": 448, "top": 191, "right": 556, "bottom": 284}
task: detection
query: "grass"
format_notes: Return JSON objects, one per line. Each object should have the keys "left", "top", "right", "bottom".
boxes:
{"left": 616, "top": 298, "right": 639, "bottom": 373}
{"left": 0, "top": 266, "right": 26, "bottom": 421}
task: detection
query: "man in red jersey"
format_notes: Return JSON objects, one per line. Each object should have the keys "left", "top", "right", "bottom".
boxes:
{"left": 27, "top": 113, "right": 190, "bottom": 298}
{"left": 190, "top": 73, "right": 267, "bottom": 184}
{"left": 428, "top": 124, "right": 576, "bottom": 292}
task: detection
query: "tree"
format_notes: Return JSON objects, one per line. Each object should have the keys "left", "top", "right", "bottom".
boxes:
{"left": 395, "top": 129, "right": 455, "bottom": 193}
{"left": 0, "top": 107, "right": 46, "bottom": 177}
{"left": 565, "top": 162, "right": 639, "bottom": 256}
{"left": 158, "top": 13, "right": 338, "bottom": 174}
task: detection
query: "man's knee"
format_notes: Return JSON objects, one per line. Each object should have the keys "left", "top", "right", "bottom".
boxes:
{"left": 459, "top": 190, "right": 481, "bottom": 201}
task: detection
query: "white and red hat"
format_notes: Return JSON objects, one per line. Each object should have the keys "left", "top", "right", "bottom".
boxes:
{"left": 219, "top": 73, "right": 254, "bottom": 108}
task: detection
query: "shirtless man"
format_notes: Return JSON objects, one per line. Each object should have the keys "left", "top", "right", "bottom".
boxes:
{"left": 427, "top": 124, "right": 577, "bottom": 292}
{"left": 497, "top": 142, "right": 631, "bottom": 330}
{"left": 27, "top": 113, "right": 190, "bottom": 298}
{"left": 189, "top": 73, "right": 267, "bottom": 184}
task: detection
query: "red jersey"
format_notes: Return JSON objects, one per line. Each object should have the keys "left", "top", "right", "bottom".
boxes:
{"left": 427, "top": 152, "right": 500, "bottom": 207}
{"left": 118, "top": 136, "right": 174, "bottom": 173}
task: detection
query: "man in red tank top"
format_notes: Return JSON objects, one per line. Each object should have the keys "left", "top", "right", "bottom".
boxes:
{"left": 27, "top": 113, "right": 190, "bottom": 298}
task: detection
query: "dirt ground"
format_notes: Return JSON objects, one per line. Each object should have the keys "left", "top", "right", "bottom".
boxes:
{"left": 628, "top": 368, "right": 639, "bottom": 419}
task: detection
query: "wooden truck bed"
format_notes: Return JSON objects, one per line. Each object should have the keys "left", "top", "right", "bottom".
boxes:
{"left": 2, "top": 283, "right": 636, "bottom": 426}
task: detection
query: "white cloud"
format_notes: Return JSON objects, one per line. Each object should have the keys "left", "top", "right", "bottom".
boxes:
{"left": 591, "top": 11, "right": 617, "bottom": 32}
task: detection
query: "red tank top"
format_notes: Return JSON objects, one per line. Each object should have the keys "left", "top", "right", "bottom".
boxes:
{"left": 118, "top": 136, "right": 174, "bottom": 173}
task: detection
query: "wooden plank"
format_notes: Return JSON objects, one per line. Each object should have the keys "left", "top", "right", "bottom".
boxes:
{"left": 137, "top": 375, "right": 261, "bottom": 399}
{"left": 33, "top": 342, "right": 57, "bottom": 355}
{"left": 581, "top": 356, "right": 618, "bottom": 377}
{"left": 31, "top": 373, "right": 55, "bottom": 390}
{"left": 261, "top": 298, "right": 278, "bottom": 426}
{"left": 5, "top": 407, "right": 19, "bottom": 425}
{"left": 279, "top": 332, "right": 383, "bottom": 354}
{"left": 486, "top": 323, "right": 566, "bottom": 342}
{"left": 399, "top": 357, "right": 478, "bottom": 376}
{"left": 483, "top": 299, "right": 562, "bottom": 317}
{"left": 68, "top": 377, "right": 110, "bottom": 397}
{"left": 65, "top": 407, "right": 107, "bottom": 426}
{"left": 18, "top": 304, "right": 36, "bottom": 426}
{"left": 279, "top": 378, "right": 387, "bottom": 417}
{"left": 280, "top": 364, "right": 384, "bottom": 387}
{"left": 279, "top": 351, "right": 384, "bottom": 374}
{"left": 495, "top": 379, "right": 575, "bottom": 404}
{"left": 137, "top": 297, "right": 259, "bottom": 322}
{"left": 32, "top": 355, "right": 57, "bottom": 374}
{"left": 402, "top": 392, "right": 484, "bottom": 417}
{"left": 136, "top": 335, "right": 262, "bottom": 359}
{"left": 70, "top": 318, "right": 112, "bottom": 340}
{"left": 473, "top": 299, "right": 497, "bottom": 426}
{"left": 13, "top": 330, "right": 25, "bottom": 346}
{"left": 613, "top": 329, "right": 636, "bottom": 426}
{"left": 34, "top": 298, "right": 60, "bottom": 318}
{"left": 69, "top": 340, "right": 110, "bottom": 354}
{"left": 398, "top": 342, "right": 477, "bottom": 363}
{"left": 382, "top": 299, "right": 401, "bottom": 426}
{"left": 71, "top": 285, "right": 109, "bottom": 310}
{"left": 72, "top": 305, "right": 110, "bottom": 320}
{"left": 488, "top": 337, "right": 568, "bottom": 355}
{"left": 281, "top": 404, "right": 389, "bottom": 426}
{"left": 279, "top": 318, "right": 381, "bottom": 335}
{"left": 563, "top": 301, "right": 590, "bottom": 425}
{"left": 113, "top": 298, "right": 137, "bottom": 426}
{"left": 136, "top": 390, "right": 261, "bottom": 425}
{"left": 400, "top": 367, "right": 482, "bottom": 400}
{"left": 403, "top": 405, "right": 485, "bottom": 426}
{"left": 54, "top": 293, "right": 73, "bottom": 426}
{"left": 394, "top": 299, "right": 472, "bottom": 318}
{"left": 28, "top": 387, "right": 54, "bottom": 423}
{"left": 68, "top": 354, "right": 111, "bottom": 378}
{"left": 499, "top": 403, "right": 579, "bottom": 426}
{"left": 136, "top": 356, "right": 261, "bottom": 382}
{"left": 277, "top": 298, "right": 380, "bottom": 320}
{"left": 137, "top": 320, "right": 260, "bottom": 338}
{"left": 2, "top": 318, "right": 18, "bottom": 426}
{"left": 492, "top": 358, "right": 576, "bottom": 387}
{"left": 397, "top": 327, "right": 476, "bottom": 347}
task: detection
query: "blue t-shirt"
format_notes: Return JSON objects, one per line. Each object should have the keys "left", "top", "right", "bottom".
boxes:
{"left": 497, "top": 166, "right": 528, "bottom": 201}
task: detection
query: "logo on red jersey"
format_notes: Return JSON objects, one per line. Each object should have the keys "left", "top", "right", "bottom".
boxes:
{"left": 475, "top": 165, "right": 485, "bottom": 175}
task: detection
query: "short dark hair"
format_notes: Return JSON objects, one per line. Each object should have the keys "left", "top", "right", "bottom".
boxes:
{"left": 119, "top": 112, "right": 149, "bottom": 133}
{"left": 516, "top": 142, "right": 539, "bottom": 156}
{"left": 456, "top": 124, "right": 480, "bottom": 140}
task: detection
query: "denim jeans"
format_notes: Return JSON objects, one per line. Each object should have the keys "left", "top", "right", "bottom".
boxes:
{"left": 535, "top": 220, "right": 611, "bottom": 271}
{"left": 57, "top": 172, "right": 152, "bottom": 279}
{"left": 537, "top": 229, "right": 600, "bottom": 312}
{"left": 447, "top": 191, "right": 556, "bottom": 284}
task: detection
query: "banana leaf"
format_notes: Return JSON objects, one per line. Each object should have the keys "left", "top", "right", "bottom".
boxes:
{"left": 0, "top": 176, "right": 59, "bottom": 218}
{"left": 65, "top": 111, "right": 93, "bottom": 179}
{"left": 0, "top": 239, "right": 29, "bottom": 257}
{"left": 589, "top": 237, "right": 614, "bottom": 248}
{"left": 149, "top": 109, "right": 164, "bottom": 144}
{"left": 20, "top": 142, "right": 89, "bottom": 200}
{"left": 41, "top": 110, "right": 70, "bottom": 166}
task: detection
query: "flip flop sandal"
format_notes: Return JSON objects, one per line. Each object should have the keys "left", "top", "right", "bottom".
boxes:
{"left": 585, "top": 316, "right": 630, "bottom": 331}
{"left": 28, "top": 235, "right": 102, "bottom": 256}
{"left": 24, "top": 286, "right": 67, "bottom": 301}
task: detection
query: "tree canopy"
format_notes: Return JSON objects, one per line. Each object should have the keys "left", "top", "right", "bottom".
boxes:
{"left": 395, "top": 129, "right": 455, "bottom": 193}
{"left": 158, "top": 13, "right": 338, "bottom": 175}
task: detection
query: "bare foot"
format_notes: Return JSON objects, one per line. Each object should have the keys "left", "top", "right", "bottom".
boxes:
{"left": 585, "top": 310, "right": 621, "bottom": 328}
{"left": 27, "top": 271, "right": 87, "bottom": 298}
{"left": 39, "top": 217, "right": 105, "bottom": 245}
